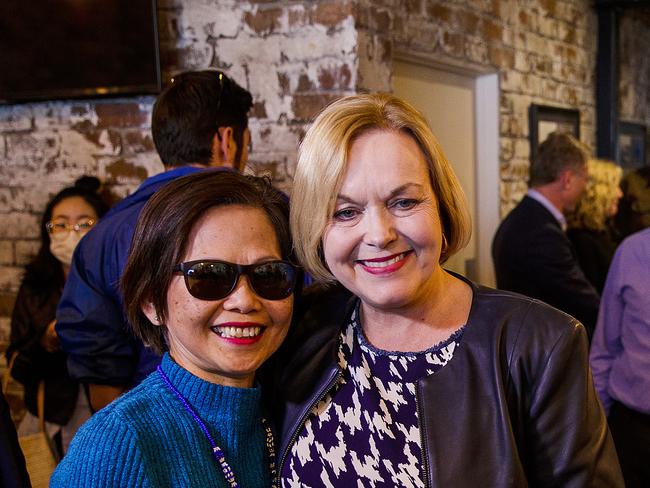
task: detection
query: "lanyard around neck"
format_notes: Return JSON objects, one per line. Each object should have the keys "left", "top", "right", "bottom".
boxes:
{"left": 157, "top": 365, "right": 277, "bottom": 487}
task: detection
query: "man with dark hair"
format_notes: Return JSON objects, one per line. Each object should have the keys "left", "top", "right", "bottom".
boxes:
{"left": 56, "top": 70, "right": 253, "bottom": 411}
{"left": 492, "top": 132, "right": 600, "bottom": 337}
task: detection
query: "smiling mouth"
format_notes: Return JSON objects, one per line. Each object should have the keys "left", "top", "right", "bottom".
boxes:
{"left": 210, "top": 326, "right": 263, "bottom": 338}
{"left": 357, "top": 251, "right": 411, "bottom": 268}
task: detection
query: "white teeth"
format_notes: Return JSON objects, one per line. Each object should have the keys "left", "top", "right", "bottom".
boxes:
{"left": 362, "top": 253, "right": 405, "bottom": 268}
{"left": 213, "top": 326, "right": 262, "bottom": 338}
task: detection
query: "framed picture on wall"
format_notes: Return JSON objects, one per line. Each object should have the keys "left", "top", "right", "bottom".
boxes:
{"left": 617, "top": 121, "right": 647, "bottom": 171}
{"left": 528, "top": 104, "right": 581, "bottom": 160}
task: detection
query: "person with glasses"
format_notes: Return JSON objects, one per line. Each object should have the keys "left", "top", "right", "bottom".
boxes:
{"left": 275, "top": 94, "right": 622, "bottom": 486}
{"left": 55, "top": 70, "right": 254, "bottom": 413}
{"left": 52, "top": 170, "right": 297, "bottom": 487}
{"left": 6, "top": 176, "right": 109, "bottom": 456}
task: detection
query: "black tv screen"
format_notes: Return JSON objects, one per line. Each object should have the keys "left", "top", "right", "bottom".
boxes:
{"left": 0, "top": 0, "right": 161, "bottom": 104}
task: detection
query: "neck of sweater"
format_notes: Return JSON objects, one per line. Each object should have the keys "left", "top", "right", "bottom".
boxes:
{"left": 160, "top": 353, "right": 262, "bottom": 454}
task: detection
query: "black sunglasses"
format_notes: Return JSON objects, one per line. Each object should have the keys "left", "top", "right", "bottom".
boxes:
{"left": 173, "top": 259, "right": 299, "bottom": 301}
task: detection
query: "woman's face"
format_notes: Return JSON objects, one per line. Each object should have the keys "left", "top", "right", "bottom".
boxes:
{"left": 322, "top": 129, "right": 446, "bottom": 313}
{"left": 49, "top": 196, "right": 98, "bottom": 267}
{"left": 608, "top": 187, "right": 623, "bottom": 217}
{"left": 154, "top": 205, "right": 293, "bottom": 387}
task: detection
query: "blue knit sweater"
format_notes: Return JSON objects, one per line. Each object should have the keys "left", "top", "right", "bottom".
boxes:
{"left": 50, "top": 353, "right": 271, "bottom": 487}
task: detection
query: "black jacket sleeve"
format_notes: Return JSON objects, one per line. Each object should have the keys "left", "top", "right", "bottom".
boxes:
{"left": 0, "top": 390, "right": 30, "bottom": 488}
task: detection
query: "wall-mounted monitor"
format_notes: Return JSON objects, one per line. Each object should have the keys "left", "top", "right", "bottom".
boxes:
{"left": 0, "top": 0, "right": 161, "bottom": 104}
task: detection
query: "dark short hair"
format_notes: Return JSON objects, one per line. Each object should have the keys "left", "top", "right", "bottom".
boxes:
{"left": 24, "top": 176, "right": 110, "bottom": 291}
{"left": 529, "top": 131, "right": 589, "bottom": 187}
{"left": 151, "top": 70, "right": 253, "bottom": 168}
{"left": 121, "top": 170, "right": 295, "bottom": 353}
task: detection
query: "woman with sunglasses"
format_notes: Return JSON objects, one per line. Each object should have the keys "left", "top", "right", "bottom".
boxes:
{"left": 275, "top": 94, "right": 622, "bottom": 486}
{"left": 6, "top": 176, "right": 108, "bottom": 456}
{"left": 51, "top": 171, "right": 298, "bottom": 487}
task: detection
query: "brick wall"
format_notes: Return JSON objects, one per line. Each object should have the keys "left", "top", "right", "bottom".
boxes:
{"left": 365, "top": 0, "right": 600, "bottom": 214}
{"left": 1, "top": 0, "right": 649, "bottom": 391}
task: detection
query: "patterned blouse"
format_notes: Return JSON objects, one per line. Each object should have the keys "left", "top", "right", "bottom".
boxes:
{"left": 281, "top": 304, "right": 465, "bottom": 487}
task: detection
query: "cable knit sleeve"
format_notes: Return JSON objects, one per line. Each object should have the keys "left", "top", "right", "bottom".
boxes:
{"left": 50, "top": 408, "right": 150, "bottom": 487}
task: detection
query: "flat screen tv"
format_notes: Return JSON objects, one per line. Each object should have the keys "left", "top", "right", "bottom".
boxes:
{"left": 0, "top": 0, "right": 161, "bottom": 104}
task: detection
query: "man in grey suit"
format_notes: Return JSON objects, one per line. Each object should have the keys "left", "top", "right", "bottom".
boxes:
{"left": 492, "top": 132, "right": 600, "bottom": 338}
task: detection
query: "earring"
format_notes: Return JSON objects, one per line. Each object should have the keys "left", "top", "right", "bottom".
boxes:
{"left": 154, "top": 314, "right": 160, "bottom": 323}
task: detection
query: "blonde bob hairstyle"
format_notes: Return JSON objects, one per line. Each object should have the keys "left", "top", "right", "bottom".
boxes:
{"left": 290, "top": 93, "right": 472, "bottom": 283}
{"left": 567, "top": 158, "right": 623, "bottom": 232}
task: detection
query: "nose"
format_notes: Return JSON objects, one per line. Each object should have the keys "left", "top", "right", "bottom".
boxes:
{"left": 222, "top": 275, "right": 262, "bottom": 313}
{"left": 363, "top": 207, "right": 397, "bottom": 249}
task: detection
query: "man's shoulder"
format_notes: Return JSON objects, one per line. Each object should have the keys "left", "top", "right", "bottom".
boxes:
{"left": 494, "top": 196, "right": 559, "bottom": 244}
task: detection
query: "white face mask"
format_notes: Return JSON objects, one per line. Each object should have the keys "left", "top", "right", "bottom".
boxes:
{"left": 49, "top": 231, "right": 85, "bottom": 266}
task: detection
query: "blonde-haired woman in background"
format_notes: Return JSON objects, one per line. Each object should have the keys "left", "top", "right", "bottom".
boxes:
{"left": 567, "top": 159, "right": 623, "bottom": 292}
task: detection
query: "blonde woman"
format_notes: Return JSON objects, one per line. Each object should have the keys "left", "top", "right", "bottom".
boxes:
{"left": 274, "top": 94, "right": 623, "bottom": 487}
{"left": 567, "top": 159, "right": 623, "bottom": 292}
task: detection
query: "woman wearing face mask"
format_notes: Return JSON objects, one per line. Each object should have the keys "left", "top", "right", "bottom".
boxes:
{"left": 6, "top": 176, "right": 109, "bottom": 456}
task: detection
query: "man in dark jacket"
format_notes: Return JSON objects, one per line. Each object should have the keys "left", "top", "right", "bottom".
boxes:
{"left": 56, "top": 70, "right": 253, "bottom": 411}
{"left": 492, "top": 132, "right": 600, "bottom": 338}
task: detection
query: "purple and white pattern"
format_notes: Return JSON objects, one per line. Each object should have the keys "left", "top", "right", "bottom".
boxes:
{"left": 282, "top": 306, "right": 464, "bottom": 487}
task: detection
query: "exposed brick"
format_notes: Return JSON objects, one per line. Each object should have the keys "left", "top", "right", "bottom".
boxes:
{"left": 244, "top": 7, "right": 283, "bottom": 36}
{"left": 460, "top": 11, "right": 480, "bottom": 33}
{"left": 0, "top": 241, "right": 13, "bottom": 265}
{"left": 291, "top": 94, "right": 341, "bottom": 122}
{"left": 0, "top": 213, "right": 39, "bottom": 239}
{"left": 318, "top": 64, "right": 353, "bottom": 90}
{"left": 370, "top": 8, "right": 391, "bottom": 31}
{"left": 277, "top": 72, "right": 291, "bottom": 96}
{"left": 288, "top": 7, "right": 309, "bottom": 28}
{"left": 0, "top": 292, "right": 16, "bottom": 318}
{"left": 104, "top": 158, "right": 149, "bottom": 184}
{"left": 95, "top": 103, "right": 149, "bottom": 129}
{"left": 483, "top": 19, "right": 503, "bottom": 42}
{"left": 252, "top": 101, "right": 268, "bottom": 119}
{"left": 405, "top": 0, "right": 422, "bottom": 15}
{"left": 442, "top": 31, "right": 464, "bottom": 57}
{"left": 500, "top": 137, "right": 514, "bottom": 160}
{"left": 0, "top": 267, "right": 23, "bottom": 293}
{"left": 15, "top": 240, "right": 39, "bottom": 266}
{"left": 489, "top": 45, "right": 515, "bottom": 69}
{"left": 539, "top": 0, "right": 557, "bottom": 16}
{"left": 296, "top": 74, "right": 314, "bottom": 92}
{"left": 123, "top": 130, "right": 155, "bottom": 154}
{"left": 313, "top": 1, "right": 354, "bottom": 28}
{"left": 426, "top": 3, "right": 452, "bottom": 22}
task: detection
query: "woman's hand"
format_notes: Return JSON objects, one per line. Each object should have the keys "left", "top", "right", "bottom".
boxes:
{"left": 40, "top": 319, "right": 60, "bottom": 352}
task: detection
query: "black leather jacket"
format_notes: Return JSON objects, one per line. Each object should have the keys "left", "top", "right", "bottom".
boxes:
{"left": 272, "top": 279, "right": 623, "bottom": 487}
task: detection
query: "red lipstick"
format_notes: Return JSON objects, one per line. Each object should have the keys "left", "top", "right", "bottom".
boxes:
{"left": 356, "top": 251, "right": 412, "bottom": 275}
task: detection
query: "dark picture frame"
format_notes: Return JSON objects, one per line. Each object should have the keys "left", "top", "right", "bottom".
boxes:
{"left": 617, "top": 121, "right": 647, "bottom": 171}
{"left": 528, "top": 104, "right": 581, "bottom": 160}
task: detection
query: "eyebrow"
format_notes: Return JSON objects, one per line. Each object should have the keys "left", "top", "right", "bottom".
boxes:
{"left": 336, "top": 182, "right": 424, "bottom": 204}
